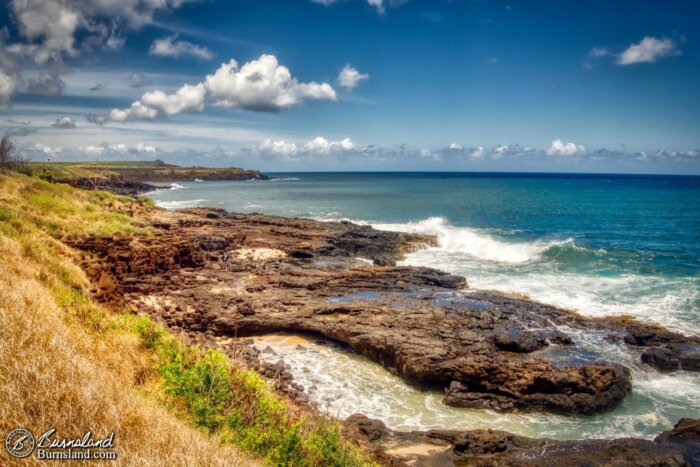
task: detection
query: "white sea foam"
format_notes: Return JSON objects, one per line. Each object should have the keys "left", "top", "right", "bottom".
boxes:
{"left": 253, "top": 334, "right": 700, "bottom": 440}
{"left": 401, "top": 248, "right": 699, "bottom": 334}
{"left": 170, "top": 183, "right": 184, "bottom": 189}
{"left": 155, "top": 199, "right": 208, "bottom": 210}
{"left": 365, "top": 217, "right": 698, "bottom": 334}
{"left": 372, "top": 216, "right": 573, "bottom": 264}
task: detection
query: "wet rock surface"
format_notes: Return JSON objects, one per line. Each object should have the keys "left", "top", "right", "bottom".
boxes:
{"left": 344, "top": 414, "right": 700, "bottom": 466}
{"left": 67, "top": 207, "right": 700, "bottom": 417}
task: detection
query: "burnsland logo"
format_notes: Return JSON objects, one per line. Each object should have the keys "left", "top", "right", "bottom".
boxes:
{"left": 5, "top": 429, "right": 35, "bottom": 459}
{"left": 5, "top": 428, "right": 117, "bottom": 461}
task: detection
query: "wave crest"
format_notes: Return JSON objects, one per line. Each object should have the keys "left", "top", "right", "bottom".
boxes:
{"left": 372, "top": 217, "right": 594, "bottom": 264}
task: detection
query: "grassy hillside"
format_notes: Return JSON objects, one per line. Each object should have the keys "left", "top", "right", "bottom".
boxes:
{"left": 26, "top": 160, "right": 265, "bottom": 182}
{"left": 0, "top": 172, "right": 372, "bottom": 466}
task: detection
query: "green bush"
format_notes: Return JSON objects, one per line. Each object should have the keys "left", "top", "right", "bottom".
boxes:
{"left": 37, "top": 169, "right": 55, "bottom": 182}
{"left": 130, "top": 316, "right": 374, "bottom": 466}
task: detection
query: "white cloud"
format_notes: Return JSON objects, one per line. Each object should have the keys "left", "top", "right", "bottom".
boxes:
{"left": 469, "top": 146, "right": 484, "bottom": 158}
{"left": 108, "top": 101, "right": 158, "bottom": 123}
{"left": 51, "top": 115, "right": 76, "bottom": 128}
{"left": 94, "top": 55, "right": 338, "bottom": 124}
{"left": 260, "top": 136, "right": 354, "bottom": 158}
{"left": 449, "top": 143, "right": 463, "bottom": 150}
{"left": 205, "top": 55, "right": 336, "bottom": 111}
{"left": 27, "top": 72, "right": 65, "bottom": 96}
{"left": 617, "top": 37, "right": 679, "bottom": 65}
{"left": 5, "top": 0, "right": 197, "bottom": 65}
{"left": 304, "top": 136, "right": 354, "bottom": 154}
{"left": 260, "top": 138, "right": 298, "bottom": 156}
{"left": 337, "top": 64, "right": 369, "bottom": 90}
{"left": 136, "top": 142, "right": 157, "bottom": 153}
{"left": 0, "top": 70, "right": 21, "bottom": 103}
{"left": 101, "top": 82, "right": 206, "bottom": 123}
{"left": 80, "top": 145, "right": 104, "bottom": 156}
{"left": 149, "top": 35, "right": 214, "bottom": 60}
{"left": 546, "top": 139, "right": 587, "bottom": 156}
{"left": 129, "top": 72, "right": 146, "bottom": 88}
{"left": 141, "top": 83, "right": 207, "bottom": 115}
{"left": 86, "top": 114, "right": 109, "bottom": 126}
{"left": 1, "top": 0, "right": 195, "bottom": 104}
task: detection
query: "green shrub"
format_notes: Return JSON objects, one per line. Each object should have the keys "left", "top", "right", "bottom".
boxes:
{"left": 37, "top": 169, "right": 55, "bottom": 182}
{"left": 133, "top": 315, "right": 164, "bottom": 350}
{"left": 127, "top": 309, "right": 373, "bottom": 465}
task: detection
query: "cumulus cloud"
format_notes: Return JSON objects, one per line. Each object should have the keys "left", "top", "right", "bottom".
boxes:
{"left": 94, "top": 54, "right": 337, "bottom": 124}
{"left": 141, "top": 83, "right": 207, "bottom": 115}
{"left": 259, "top": 136, "right": 354, "bottom": 158}
{"left": 546, "top": 139, "right": 587, "bottom": 156}
{"left": 337, "top": 64, "right": 369, "bottom": 90}
{"left": 469, "top": 146, "right": 485, "bottom": 158}
{"left": 617, "top": 37, "right": 679, "bottom": 65}
{"left": 129, "top": 72, "right": 146, "bottom": 88}
{"left": 27, "top": 71, "right": 65, "bottom": 96}
{"left": 434, "top": 143, "right": 537, "bottom": 161}
{"left": 259, "top": 138, "right": 298, "bottom": 156}
{"left": 149, "top": 35, "right": 214, "bottom": 60}
{"left": 205, "top": 55, "right": 336, "bottom": 111}
{"left": 0, "top": 70, "right": 21, "bottom": 103}
{"left": 0, "top": 0, "right": 195, "bottom": 104}
{"left": 23, "top": 141, "right": 164, "bottom": 162}
{"left": 304, "top": 136, "right": 354, "bottom": 154}
{"left": 98, "top": 82, "right": 206, "bottom": 123}
{"left": 51, "top": 115, "right": 76, "bottom": 128}
{"left": 86, "top": 114, "right": 109, "bottom": 126}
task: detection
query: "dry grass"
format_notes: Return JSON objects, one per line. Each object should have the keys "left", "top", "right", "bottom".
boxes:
{"left": 0, "top": 173, "right": 256, "bottom": 466}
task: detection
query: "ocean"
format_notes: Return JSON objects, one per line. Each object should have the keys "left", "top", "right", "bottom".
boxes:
{"left": 148, "top": 172, "right": 700, "bottom": 440}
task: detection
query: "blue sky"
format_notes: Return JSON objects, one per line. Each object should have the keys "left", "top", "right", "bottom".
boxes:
{"left": 0, "top": 0, "right": 699, "bottom": 173}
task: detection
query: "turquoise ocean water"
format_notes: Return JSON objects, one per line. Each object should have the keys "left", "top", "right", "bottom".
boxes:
{"left": 148, "top": 172, "right": 700, "bottom": 439}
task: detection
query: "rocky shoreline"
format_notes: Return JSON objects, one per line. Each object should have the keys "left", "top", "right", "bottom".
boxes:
{"left": 66, "top": 200, "right": 700, "bottom": 465}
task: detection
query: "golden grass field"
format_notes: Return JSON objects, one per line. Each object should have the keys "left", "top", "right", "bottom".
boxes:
{"left": 0, "top": 173, "right": 256, "bottom": 466}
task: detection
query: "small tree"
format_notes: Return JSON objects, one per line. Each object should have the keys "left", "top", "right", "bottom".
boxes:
{"left": 0, "top": 135, "right": 28, "bottom": 172}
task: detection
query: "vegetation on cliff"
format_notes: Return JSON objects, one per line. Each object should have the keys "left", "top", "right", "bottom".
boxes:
{"left": 24, "top": 159, "right": 266, "bottom": 183}
{"left": 0, "top": 170, "right": 371, "bottom": 466}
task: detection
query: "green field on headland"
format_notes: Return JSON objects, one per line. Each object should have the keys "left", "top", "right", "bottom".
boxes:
{"left": 26, "top": 159, "right": 266, "bottom": 182}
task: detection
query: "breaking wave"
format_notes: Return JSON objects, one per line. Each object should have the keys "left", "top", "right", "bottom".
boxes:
{"left": 155, "top": 199, "right": 208, "bottom": 210}
{"left": 372, "top": 217, "right": 598, "bottom": 265}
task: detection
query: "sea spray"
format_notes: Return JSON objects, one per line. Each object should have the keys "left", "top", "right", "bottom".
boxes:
{"left": 372, "top": 216, "right": 578, "bottom": 264}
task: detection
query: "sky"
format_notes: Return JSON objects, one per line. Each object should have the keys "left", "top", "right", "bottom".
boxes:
{"left": 0, "top": 0, "right": 699, "bottom": 173}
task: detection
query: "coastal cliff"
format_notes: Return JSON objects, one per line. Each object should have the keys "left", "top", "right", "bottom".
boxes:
{"left": 26, "top": 160, "right": 267, "bottom": 195}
